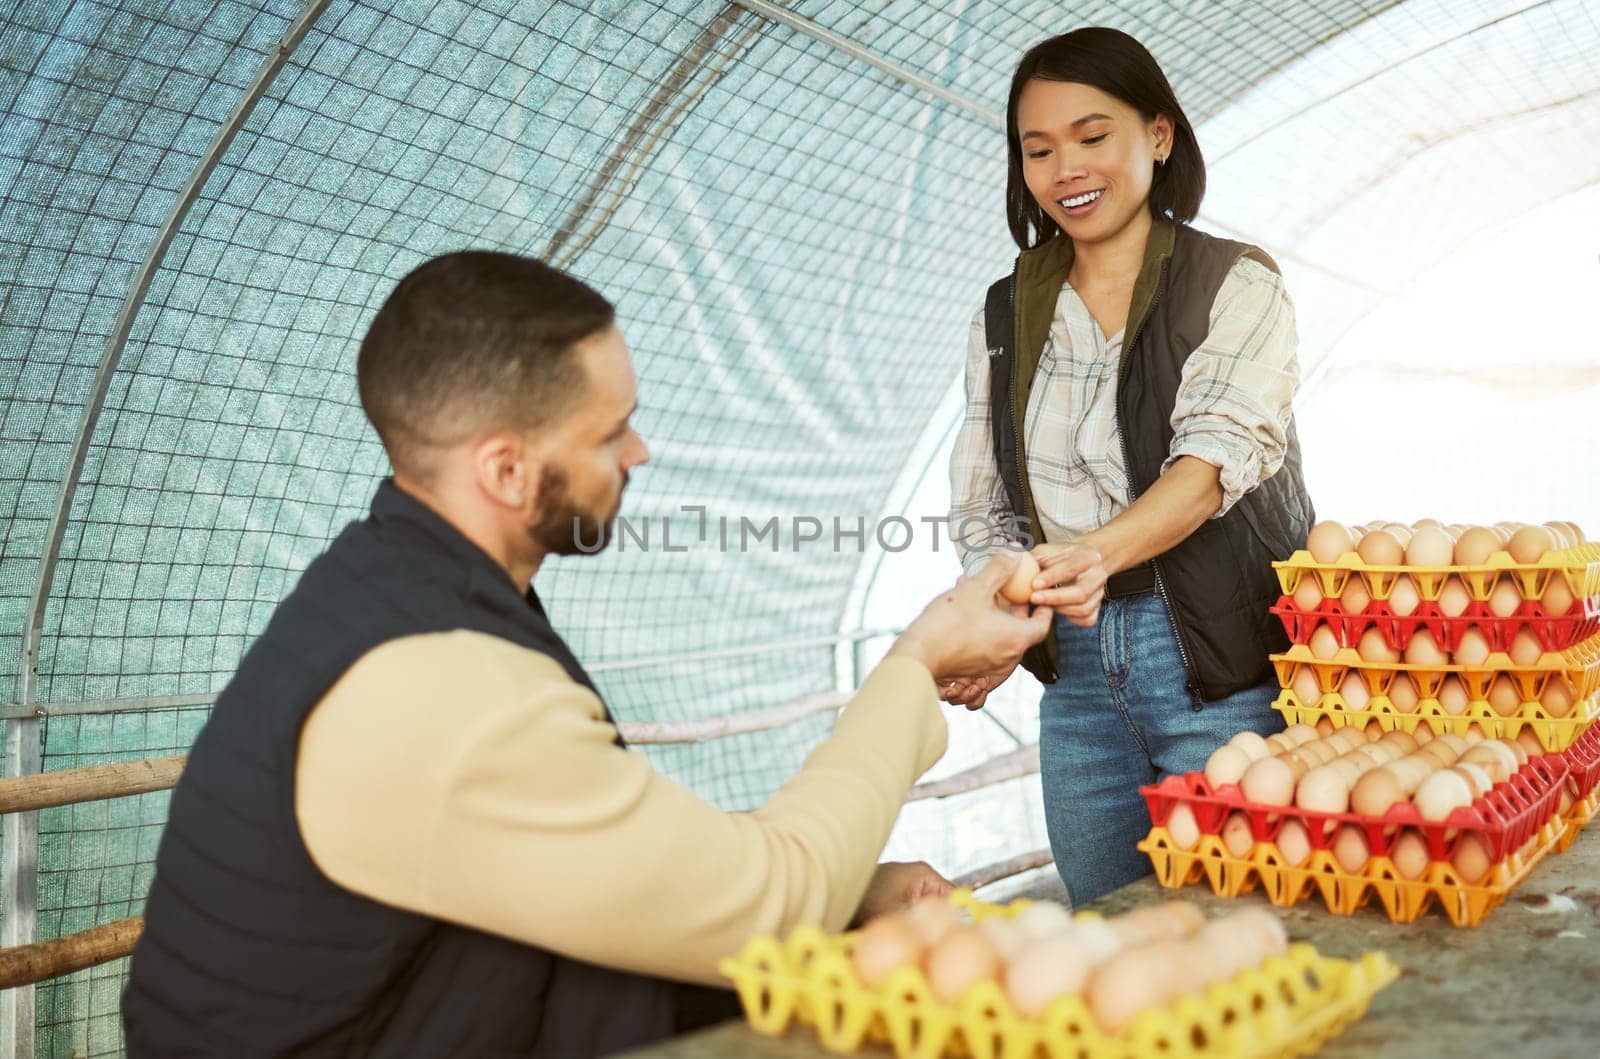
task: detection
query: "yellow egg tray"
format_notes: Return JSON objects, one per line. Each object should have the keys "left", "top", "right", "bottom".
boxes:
{"left": 1273, "top": 543, "right": 1600, "bottom": 602}
{"left": 1271, "top": 641, "right": 1600, "bottom": 699}
{"left": 1271, "top": 688, "right": 1597, "bottom": 753}
{"left": 1140, "top": 818, "right": 1564, "bottom": 928}
{"left": 718, "top": 891, "right": 1398, "bottom": 1059}
{"left": 1555, "top": 785, "right": 1600, "bottom": 853}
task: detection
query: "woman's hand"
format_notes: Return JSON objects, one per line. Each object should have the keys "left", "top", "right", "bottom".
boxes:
{"left": 1031, "top": 544, "right": 1108, "bottom": 627}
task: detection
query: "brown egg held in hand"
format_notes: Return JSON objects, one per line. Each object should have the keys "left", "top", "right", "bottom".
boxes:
{"left": 926, "top": 926, "right": 1001, "bottom": 1004}
{"left": 1001, "top": 551, "right": 1042, "bottom": 605}
{"left": 850, "top": 915, "right": 923, "bottom": 987}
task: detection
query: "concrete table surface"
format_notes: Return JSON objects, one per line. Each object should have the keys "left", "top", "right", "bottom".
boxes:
{"left": 619, "top": 824, "right": 1600, "bottom": 1058}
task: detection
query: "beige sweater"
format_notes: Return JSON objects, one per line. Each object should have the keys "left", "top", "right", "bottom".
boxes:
{"left": 295, "top": 630, "right": 945, "bottom": 986}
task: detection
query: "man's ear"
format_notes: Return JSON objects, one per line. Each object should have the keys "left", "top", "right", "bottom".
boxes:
{"left": 472, "top": 432, "right": 539, "bottom": 512}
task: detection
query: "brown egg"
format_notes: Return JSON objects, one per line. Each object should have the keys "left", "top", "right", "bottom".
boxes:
{"left": 1315, "top": 716, "right": 1335, "bottom": 736}
{"left": 1542, "top": 675, "right": 1576, "bottom": 719}
{"left": 1357, "top": 628, "right": 1400, "bottom": 664}
{"left": 1391, "top": 830, "right": 1432, "bottom": 880}
{"left": 1275, "top": 819, "right": 1312, "bottom": 866}
{"left": 1436, "top": 675, "right": 1471, "bottom": 715}
{"left": 1492, "top": 522, "right": 1521, "bottom": 543}
{"left": 1326, "top": 728, "right": 1367, "bottom": 752}
{"left": 1489, "top": 578, "right": 1524, "bottom": 618}
{"left": 1293, "top": 578, "right": 1323, "bottom": 611}
{"left": 1333, "top": 825, "right": 1371, "bottom": 874}
{"left": 1290, "top": 664, "right": 1323, "bottom": 706}
{"left": 979, "top": 917, "right": 1030, "bottom": 962}
{"left": 1388, "top": 575, "right": 1422, "bottom": 617}
{"left": 1384, "top": 523, "right": 1414, "bottom": 545}
{"left": 851, "top": 915, "right": 924, "bottom": 987}
{"left": 1167, "top": 804, "right": 1202, "bottom": 850}
{"left": 1434, "top": 733, "right": 1471, "bottom": 755}
{"left": 1542, "top": 575, "right": 1576, "bottom": 617}
{"left": 1411, "top": 723, "right": 1436, "bottom": 745}
{"left": 1339, "top": 672, "right": 1372, "bottom": 711}
{"left": 1224, "top": 908, "right": 1288, "bottom": 959}
{"left": 1507, "top": 526, "right": 1556, "bottom": 564}
{"left": 1415, "top": 769, "right": 1474, "bottom": 821}
{"left": 1012, "top": 901, "right": 1075, "bottom": 942}
{"left": 1086, "top": 945, "right": 1177, "bottom": 1033}
{"left": 1193, "top": 920, "right": 1258, "bottom": 978}
{"left": 1309, "top": 626, "right": 1341, "bottom": 660}
{"left": 1405, "top": 527, "right": 1454, "bottom": 567}
{"left": 1222, "top": 812, "right": 1255, "bottom": 858}
{"left": 1454, "top": 630, "right": 1492, "bottom": 666}
{"left": 1404, "top": 629, "right": 1447, "bottom": 666}
{"left": 1351, "top": 767, "right": 1406, "bottom": 816}
{"left": 904, "top": 897, "right": 964, "bottom": 946}
{"left": 1487, "top": 675, "right": 1522, "bottom": 717}
{"left": 1282, "top": 723, "right": 1319, "bottom": 746}
{"left": 1502, "top": 738, "right": 1529, "bottom": 766}
{"left": 1357, "top": 529, "right": 1405, "bottom": 566}
{"left": 1004, "top": 933, "right": 1094, "bottom": 1015}
{"left": 1515, "top": 727, "right": 1547, "bottom": 758}
{"left": 1509, "top": 628, "right": 1545, "bottom": 666}
{"left": 1542, "top": 523, "right": 1575, "bottom": 549}
{"left": 1204, "top": 745, "right": 1253, "bottom": 788}
{"left": 1296, "top": 765, "right": 1351, "bottom": 813}
{"left": 1458, "top": 748, "right": 1509, "bottom": 786}
{"left": 1379, "top": 729, "right": 1421, "bottom": 752}
{"left": 1388, "top": 673, "right": 1421, "bottom": 713}
{"left": 1452, "top": 762, "right": 1493, "bottom": 798}
{"left": 1452, "top": 527, "right": 1500, "bottom": 566}
{"left": 926, "top": 926, "right": 1001, "bottom": 1004}
{"left": 1341, "top": 576, "right": 1373, "bottom": 615}
{"left": 1228, "top": 731, "right": 1274, "bottom": 761}
{"left": 1565, "top": 521, "right": 1588, "bottom": 544}
{"left": 1001, "top": 551, "right": 1042, "bottom": 605}
{"left": 1306, "top": 521, "right": 1356, "bottom": 563}
{"left": 1437, "top": 576, "right": 1472, "bottom": 616}
{"left": 1451, "top": 834, "right": 1493, "bottom": 885}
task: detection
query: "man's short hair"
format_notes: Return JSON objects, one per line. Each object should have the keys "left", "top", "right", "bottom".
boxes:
{"left": 357, "top": 251, "right": 614, "bottom": 478}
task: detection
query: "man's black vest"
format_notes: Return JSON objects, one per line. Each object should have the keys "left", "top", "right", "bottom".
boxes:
{"left": 122, "top": 480, "right": 735, "bottom": 1056}
{"left": 985, "top": 219, "right": 1314, "bottom": 700}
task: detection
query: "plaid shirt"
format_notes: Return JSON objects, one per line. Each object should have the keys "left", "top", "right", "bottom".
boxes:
{"left": 949, "top": 257, "right": 1300, "bottom": 575}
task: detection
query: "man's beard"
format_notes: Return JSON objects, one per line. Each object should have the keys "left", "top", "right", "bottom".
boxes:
{"left": 532, "top": 465, "right": 625, "bottom": 556}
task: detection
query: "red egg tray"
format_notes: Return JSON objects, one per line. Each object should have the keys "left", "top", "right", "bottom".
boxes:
{"left": 1271, "top": 595, "right": 1600, "bottom": 655}
{"left": 1139, "top": 755, "right": 1567, "bottom": 866}
{"left": 1559, "top": 723, "right": 1600, "bottom": 802}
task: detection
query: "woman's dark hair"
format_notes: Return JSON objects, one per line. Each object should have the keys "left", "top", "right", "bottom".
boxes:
{"left": 1005, "top": 27, "right": 1205, "bottom": 249}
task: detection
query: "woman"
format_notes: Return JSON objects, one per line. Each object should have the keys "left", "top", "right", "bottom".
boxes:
{"left": 945, "top": 27, "right": 1315, "bottom": 905}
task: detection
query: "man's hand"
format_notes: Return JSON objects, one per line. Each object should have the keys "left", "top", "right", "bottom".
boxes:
{"left": 849, "top": 861, "right": 954, "bottom": 927}
{"left": 936, "top": 599, "right": 1032, "bottom": 710}
{"left": 889, "top": 552, "right": 1053, "bottom": 685}
{"left": 1031, "top": 543, "right": 1108, "bottom": 628}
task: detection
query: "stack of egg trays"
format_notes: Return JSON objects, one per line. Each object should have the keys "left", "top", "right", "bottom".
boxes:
{"left": 718, "top": 890, "right": 1400, "bottom": 1059}
{"left": 1269, "top": 641, "right": 1600, "bottom": 753}
{"left": 1555, "top": 724, "right": 1600, "bottom": 852}
{"left": 1136, "top": 759, "right": 1568, "bottom": 927}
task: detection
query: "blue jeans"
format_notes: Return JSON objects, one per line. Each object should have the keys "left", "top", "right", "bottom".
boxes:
{"left": 1038, "top": 591, "right": 1282, "bottom": 906}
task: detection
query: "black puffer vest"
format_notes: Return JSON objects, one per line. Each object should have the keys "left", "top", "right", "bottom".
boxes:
{"left": 986, "top": 219, "right": 1315, "bottom": 699}
{"left": 123, "top": 480, "right": 735, "bottom": 1056}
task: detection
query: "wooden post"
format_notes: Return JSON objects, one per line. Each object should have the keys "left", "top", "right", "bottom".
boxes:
{"left": 0, "top": 918, "right": 143, "bottom": 991}
{"left": 0, "top": 756, "right": 186, "bottom": 816}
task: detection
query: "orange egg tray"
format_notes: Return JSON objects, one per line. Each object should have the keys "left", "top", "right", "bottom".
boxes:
{"left": 1271, "top": 595, "right": 1600, "bottom": 654}
{"left": 1271, "top": 641, "right": 1600, "bottom": 699}
{"left": 1139, "top": 817, "right": 1565, "bottom": 927}
{"left": 718, "top": 891, "right": 1399, "bottom": 1059}
{"left": 1140, "top": 758, "right": 1566, "bottom": 866}
{"left": 1272, "top": 687, "right": 1597, "bottom": 754}
{"left": 1273, "top": 543, "right": 1600, "bottom": 603}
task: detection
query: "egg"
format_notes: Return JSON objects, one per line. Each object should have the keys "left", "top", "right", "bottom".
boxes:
{"left": 1222, "top": 812, "right": 1255, "bottom": 857}
{"left": 1274, "top": 819, "right": 1312, "bottom": 866}
{"left": 1332, "top": 825, "right": 1371, "bottom": 873}
{"left": 1391, "top": 830, "right": 1432, "bottom": 880}
{"left": 1489, "top": 578, "right": 1524, "bottom": 618}
{"left": 1380, "top": 729, "right": 1420, "bottom": 752}
{"left": 1295, "top": 765, "right": 1351, "bottom": 813}
{"left": 926, "top": 926, "right": 1001, "bottom": 1004}
{"left": 1289, "top": 664, "right": 1323, "bottom": 707}
{"left": 1309, "top": 626, "right": 1341, "bottom": 660}
{"left": 1452, "top": 527, "right": 1500, "bottom": 565}
{"left": 1357, "top": 529, "right": 1405, "bottom": 567}
{"left": 904, "top": 896, "right": 964, "bottom": 946}
{"left": 1351, "top": 767, "right": 1406, "bottom": 816}
{"left": 1224, "top": 908, "right": 1288, "bottom": 959}
{"left": 1341, "top": 576, "right": 1373, "bottom": 615}
{"left": 1452, "top": 761, "right": 1493, "bottom": 798}
{"left": 1405, "top": 526, "right": 1454, "bottom": 567}
{"left": 1167, "top": 803, "right": 1202, "bottom": 850}
{"left": 1315, "top": 717, "right": 1335, "bottom": 736}
{"left": 1329, "top": 756, "right": 1367, "bottom": 788}
{"left": 1414, "top": 769, "right": 1474, "bottom": 821}
{"left": 1085, "top": 945, "right": 1177, "bottom": 1033}
{"left": 1306, "top": 521, "right": 1356, "bottom": 563}
{"left": 1436, "top": 576, "right": 1472, "bottom": 617}
{"left": 1070, "top": 920, "right": 1125, "bottom": 967}
{"left": 1436, "top": 675, "right": 1471, "bottom": 715}
{"left": 1001, "top": 550, "right": 1043, "bottom": 605}
{"left": 1507, "top": 525, "right": 1556, "bottom": 564}
{"left": 1012, "top": 900, "right": 1075, "bottom": 941}
{"left": 1339, "top": 672, "right": 1372, "bottom": 711}
{"left": 1434, "top": 733, "right": 1470, "bottom": 755}
{"left": 979, "top": 916, "right": 1031, "bottom": 961}
{"left": 1454, "top": 630, "right": 1492, "bottom": 666}
{"left": 1458, "top": 748, "right": 1509, "bottom": 786}
{"left": 1451, "top": 834, "right": 1493, "bottom": 885}
{"left": 1193, "top": 920, "right": 1258, "bottom": 979}
{"left": 1542, "top": 574, "right": 1576, "bottom": 617}
{"left": 1293, "top": 578, "right": 1323, "bottom": 611}
{"left": 1003, "top": 933, "right": 1094, "bottom": 1015}
{"left": 1357, "top": 628, "right": 1399, "bottom": 664}
{"left": 1387, "top": 673, "right": 1420, "bottom": 713}
{"left": 1509, "top": 628, "right": 1545, "bottom": 666}
{"left": 1542, "top": 522, "right": 1574, "bottom": 549}
{"left": 1202, "top": 745, "right": 1250, "bottom": 788}
{"left": 1492, "top": 522, "right": 1521, "bottom": 543}
{"left": 1503, "top": 738, "right": 1529, "bottom": 766}
{"left": 1297, "top": 741, "right": 1335, "bottom": 766}
{"left": 1541, "top": 676, "right": 1576, "bottom": 719}
{"left": 1149, "top": 901, "right": 1206, "bottom": 937}
{"left": 850, "top": 914, "right": 924, "bottom": 986}
{"left": 1487, "top": 674, "right": 1522, "bottom": 717}
{"left": 1383, "top": 523, "right": 1414, "bottom": 545}
{"left": 1228, "top": 730, "right": 1274, "bottom": 762}
{"left": 1243, "top": 756, "right": 1300, "bottom": 807}
{"left": 1411, "top": 723, "right": 1435, "bottom": 744}
{"left": 1404, "top": 629, "right": 1447, "bottom": 666}
{"left": 1283, "top": 724, "right": 1319, "bottom": 746}
{"left": 1387, "top": 575, "right": 1422, "bottom": 617}
{"left": 1515, "top": 727, "right": 1547, "bottom": 758}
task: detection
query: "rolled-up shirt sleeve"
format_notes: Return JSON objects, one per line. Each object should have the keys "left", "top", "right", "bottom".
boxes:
{"left": 949, "top": 309, "right": 1015, "bottom": 576}
{"left": 1163, "top": 257, "right": 1300, "bottom": 516}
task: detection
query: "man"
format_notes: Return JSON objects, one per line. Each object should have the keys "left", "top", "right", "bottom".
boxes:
{"left": 122, "top": 252, "right": 1077, "bottom": 1056}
